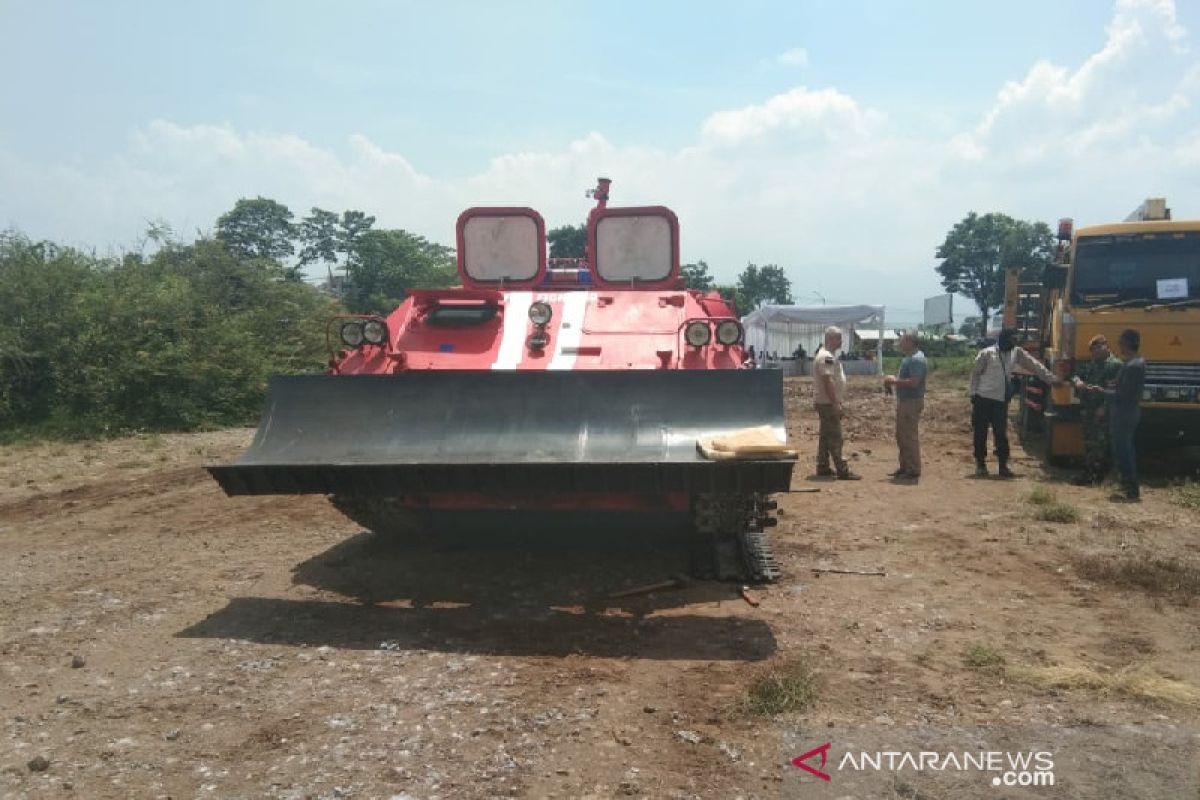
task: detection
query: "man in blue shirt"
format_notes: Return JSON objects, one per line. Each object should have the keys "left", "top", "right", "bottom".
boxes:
{"left": 883, "top": 330, "right": 927, "bottom": 481}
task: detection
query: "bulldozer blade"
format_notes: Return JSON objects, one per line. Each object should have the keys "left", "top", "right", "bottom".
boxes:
{"left": 207, "top": 370, "right": 795, "bottom": 497}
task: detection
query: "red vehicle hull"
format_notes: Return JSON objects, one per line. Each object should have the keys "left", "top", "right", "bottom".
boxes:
{"left": 209, "top": 181, "right": 794, "bottom": 581}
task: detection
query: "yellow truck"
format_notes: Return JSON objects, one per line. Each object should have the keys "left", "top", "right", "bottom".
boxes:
{"left": 1007, "top": 198, "right": 1200, "bottom": 462}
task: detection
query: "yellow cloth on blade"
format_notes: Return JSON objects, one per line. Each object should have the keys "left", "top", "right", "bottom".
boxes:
{"left": 697, "top": 425, "right": 797, "bottom": 460}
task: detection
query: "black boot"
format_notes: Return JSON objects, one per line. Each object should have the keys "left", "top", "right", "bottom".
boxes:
{"left": 998, "top": 460, "right": 1016, "bottom": 479}
{"left": 974, "top": 460, "right": 988, "bottom": 478}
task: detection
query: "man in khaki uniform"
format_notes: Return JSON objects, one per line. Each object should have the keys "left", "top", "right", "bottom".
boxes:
{"left": 813, "top": 326, "right": 860, "bottom": 480}
{"left": 883, "top": 330, "right": 926, "bottom": 482}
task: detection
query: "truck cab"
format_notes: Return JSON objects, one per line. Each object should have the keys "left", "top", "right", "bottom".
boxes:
{"left": 1011, "top": 198, "right": 1200, "bottom": 459}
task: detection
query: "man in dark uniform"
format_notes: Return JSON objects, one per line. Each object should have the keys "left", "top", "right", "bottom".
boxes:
{"left": 1070, "top": 334, "right": 1123, "bottom": 485}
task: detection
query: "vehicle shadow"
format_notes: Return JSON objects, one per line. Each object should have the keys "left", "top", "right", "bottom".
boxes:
{"left": 178, "top": 514, "right": 777, "bottom": 661}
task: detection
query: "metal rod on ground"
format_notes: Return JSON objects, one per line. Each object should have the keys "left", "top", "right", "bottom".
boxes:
{"left": 811, "top": 567, "right": 887, "bottom": 577}
{"left": 609, "top": 575, "right": 688, "bottom": 598}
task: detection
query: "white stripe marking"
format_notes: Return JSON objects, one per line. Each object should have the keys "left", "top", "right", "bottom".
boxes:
{"left": 549, "top": 291, "right": 589, "bottom": 370}
{"left": 492, "top": 290, "right": 533, "bottom": 370}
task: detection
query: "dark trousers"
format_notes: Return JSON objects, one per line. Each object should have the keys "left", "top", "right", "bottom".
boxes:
{"left": 972, "top": 397, "right": 1009, "bottom": 462}
{"left": 1109, "top": 410, "right": 1140, "bottom": 492}
{"left": 1081, "top": 406, "right": 1112, "bottom": 478}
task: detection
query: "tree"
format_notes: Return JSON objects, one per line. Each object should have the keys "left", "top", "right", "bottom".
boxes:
{"left": 548, "top": 224, "right": 586, "bottom": 258}
{"left": 297, "top": 207, "right": 340, "bottom": 281}
{"left": 680, "top": 260, "right": 714, "bottom": 291}
{"left": 935, "top": 212, "right": 1054, "bottom": 337}
{"left": 215, "top": 197, "right": 296, "bottom": 261}
{"left": 339, "top": 210, "right": 376, "bottom": 269}
{"left": 344, "top": 229, "right": 456, "bottom": 314}
{"left": 736, "top": 262, "right": 792, "bottom": 310}
{"left": 298, "top": 208, "right": 377, "bottom": 286}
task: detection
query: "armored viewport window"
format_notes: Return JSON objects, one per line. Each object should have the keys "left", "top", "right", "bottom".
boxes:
{"left": 426, "top": 304, "right": 499, "bottom": 327}
{"left": 594, "top": 215, "right": 673, "bottom": 282}
{"left": 462, "top": 215, "right": 540, "bottom": 282}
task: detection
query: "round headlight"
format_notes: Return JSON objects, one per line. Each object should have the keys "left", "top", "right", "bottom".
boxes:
{"left": 362, "top": 319, "right": 387, "bottom": 345}
{"left": 684, "top": 321, "right": 711, "bottom": 347}
{"left": 340, "top": 321, "right": 365, "bottom": 348}
{"left": 715, "top": 320, "right": 742, "bottom": 346}
{"left": 529, "top": 301, "right": 553, "bottom": 326}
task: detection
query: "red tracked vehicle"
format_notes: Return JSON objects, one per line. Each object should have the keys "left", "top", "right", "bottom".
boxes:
{"left": 208, "top": 180, "right": 795, "bottom": 581}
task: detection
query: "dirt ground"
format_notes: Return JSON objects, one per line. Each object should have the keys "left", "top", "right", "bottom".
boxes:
{"left": 1, "top": 376, "right": 1198, "bottom": 799}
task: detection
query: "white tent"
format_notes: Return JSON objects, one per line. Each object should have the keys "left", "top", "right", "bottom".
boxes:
{"left": 741, "top": 304, "right": 886, "bottom": 375}
{"left": 854, "top": 330, "right": 900, "bottom": 343}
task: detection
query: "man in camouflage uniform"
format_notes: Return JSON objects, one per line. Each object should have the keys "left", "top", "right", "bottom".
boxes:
{"left": 1070, "top": 334, "right": 1123, "bottom": 485}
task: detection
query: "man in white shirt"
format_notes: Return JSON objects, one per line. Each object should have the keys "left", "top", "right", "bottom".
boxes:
{"left": 968, "top": 328, "right": 1059, "bottom": 478}
{"left": 813, "top": 326, "right": 860, "bottom": 480}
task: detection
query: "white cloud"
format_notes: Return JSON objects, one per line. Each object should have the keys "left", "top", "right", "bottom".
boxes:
{"left": 776, "top": 47, "right": 809, "bottom": 68}
{"left": 700, "top": 87, "right": 885, "bottom": 146}
{"left": 1, "top": 2, "right": 1197, "bottom": 322}
{"left": 960, "top": 0, "right": 1194, "bottom": 162}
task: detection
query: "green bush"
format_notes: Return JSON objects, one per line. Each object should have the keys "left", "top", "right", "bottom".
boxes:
{"left": 1026, "top": 486, "right": 1079, "bottom": 523}
{"left": 1168, "top": 480, "right": 1200, "bottom": 511}
{"left": 0, "top": 231, "right": 333, "bottom": 438}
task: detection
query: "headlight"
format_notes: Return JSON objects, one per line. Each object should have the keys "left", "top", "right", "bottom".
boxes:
{"left": 362, "top": 319, "right": 387, "bottom": 345}
{"left": 715, "top": 320, "right": 742, "bottom": 345}
{"left": 529, "top": 301, "right": 553, "bottom": 326}
{"left": 684, "top": 321, "right": 711, "bottom": 347}
{"left": 340, "top": 321, "right": 365, "bottom": 348}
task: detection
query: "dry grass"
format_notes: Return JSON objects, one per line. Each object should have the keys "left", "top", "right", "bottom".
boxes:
{"left": 1074, "top": 552, "right": 1200, "bottom": 601}
{"left": 738, "top": 658, "right": 819, "bottom": 717}
{"left": 1009, "top": 664, "right": 1200, "bottom": 707}
{"left": 1027, "top": 486, "right": 1079, "bottom": 523}
{"left": 1168, "top": 479, "right": 1200, "bottom": 511}
{"left": 139, "top": 432, "right": 166, "bottom": 450}
{"left": 1028, "top": 486, "right": 1055, "bottom": 506}
{"left": 1035, "top": 503, "right": 1080, "bottom": 523}
{"left": 962, "top": 644, "right": 1006, "bottom": 670}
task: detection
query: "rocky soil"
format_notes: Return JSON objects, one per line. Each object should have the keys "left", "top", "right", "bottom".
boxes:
{"left": 1, "top": 377, "right": 1197, "bottom": 798}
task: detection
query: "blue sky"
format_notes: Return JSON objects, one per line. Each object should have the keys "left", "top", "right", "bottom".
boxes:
{"left": 3, "top": 0, "right": 1198, "bottom": 324}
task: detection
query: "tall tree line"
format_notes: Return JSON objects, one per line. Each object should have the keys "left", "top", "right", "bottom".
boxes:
{"left": 0, "top": 229, "right": 331, "bottom": 437}
{"left": 215, "top": 197, "right": 456, "bottom": 314}
{"left": 0, "top": 194, "right": 461, "bottom": 438}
